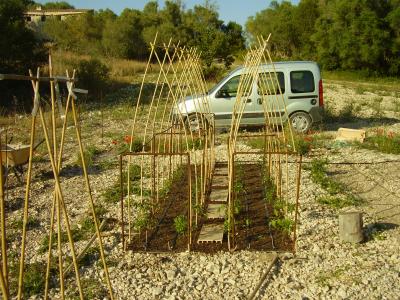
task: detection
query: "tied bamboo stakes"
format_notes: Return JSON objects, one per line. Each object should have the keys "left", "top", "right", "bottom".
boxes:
{"left": 122, "top": 35, "right": 215, "bottom": 252}
{"left": 0, "top": 58, "right": 114, "bottom": 299}
{"left": 226, "top": 35, "right": 302, "bottom": 251}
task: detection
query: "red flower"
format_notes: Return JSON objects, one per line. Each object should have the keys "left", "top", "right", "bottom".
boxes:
{"left": 124, "top": 135, "right": 133, "bottom": 144}
{"left": 112, "top": 140, "right": 118, "bottom": 145}
{"left": 304, "top": 136, "right": 313, "bottom": 142}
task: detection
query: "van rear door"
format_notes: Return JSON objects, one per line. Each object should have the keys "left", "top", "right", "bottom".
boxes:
{"left": 286, "top": 70, "right": 319, "bottom": 115}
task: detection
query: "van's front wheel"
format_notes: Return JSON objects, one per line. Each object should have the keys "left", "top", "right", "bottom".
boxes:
{"left": 289, "top": 112, "right": 312, "bottom": 133}
{"left": 186, "top": 114, "right": 208, "bottom": 133}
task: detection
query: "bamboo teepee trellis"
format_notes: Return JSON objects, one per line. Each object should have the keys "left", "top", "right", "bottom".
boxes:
{"left": 121, "top": 34, "right": 215, "bottom": 251}
{"left": 0, "top": 55, "right": 114, "bottom": 299}
{"left": 226, "top": 35, "right": 302, "bottom": 251}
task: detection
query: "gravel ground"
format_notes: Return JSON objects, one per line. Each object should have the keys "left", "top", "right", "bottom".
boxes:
{"left": 3, "top": 80, "right": 400, "bottom": 299}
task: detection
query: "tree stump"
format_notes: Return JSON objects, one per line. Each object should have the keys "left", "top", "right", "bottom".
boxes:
{"left": 339, "top": 211, "right": 363, "bottom": 243}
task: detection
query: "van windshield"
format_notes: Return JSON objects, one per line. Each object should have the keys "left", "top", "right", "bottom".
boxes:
{"left": 207, "top": 68, "right": 242, "bottom": 95}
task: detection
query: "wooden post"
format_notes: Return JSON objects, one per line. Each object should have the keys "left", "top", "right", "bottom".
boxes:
{"left": 339, "top": 211, "right": 363, "bottom": 243}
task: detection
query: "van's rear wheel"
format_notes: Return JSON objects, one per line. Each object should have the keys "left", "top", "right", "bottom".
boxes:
{"left": 290, "top": 112, "right": 312, "bottom": 133}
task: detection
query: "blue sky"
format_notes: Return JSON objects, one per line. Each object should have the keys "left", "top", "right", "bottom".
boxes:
{"left": 36, "top": 0, "right": 300, "bottom": 27}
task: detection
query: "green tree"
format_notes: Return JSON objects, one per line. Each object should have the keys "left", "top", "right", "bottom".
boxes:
{"left": 312, "top": 0, "right": 393, "bottom": 74}
{"left": 43, "top": 11, "right": 103, "bottom": 55}
{"left": 386, "top": 0, "right": 400, "bottom": 74}
{"left": 0, "top": 0, "right": 46, "bottom": 110}
{"left": 0, "top": 0, "right": 45, "bottom": 73}
{"left": 41, "top": 1, "right": 74, "bottom": 9}
{"left": 294, "top": 0, "right": 320, "bottom": 59}
{"left": 102, "top": 9, "right": 147, "bottom": 59}
{"left": 246, "top": 1, "right": 299, "bottom": 58}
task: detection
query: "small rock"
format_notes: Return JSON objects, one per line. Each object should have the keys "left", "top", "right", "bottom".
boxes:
{"left": 152, "top": 287, "right": 163, "bottom": 296}
{"left": 337, "top": 287, "right": 347, "bottom": 299}
{"left": 166, "top": 269, "right": 177, "bottom": 281}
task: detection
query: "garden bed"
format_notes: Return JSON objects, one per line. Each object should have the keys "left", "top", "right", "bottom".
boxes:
{"left": 128, "top": 162, "right": 294, "bottom": 253}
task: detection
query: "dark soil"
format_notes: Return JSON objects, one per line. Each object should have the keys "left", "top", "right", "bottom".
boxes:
{"left": 128, "top": 163, "right": 294, "bottom": 253}
{"left": 233, "top": 163, "right": 294, "bottom": 252}
{"left": 128, "top": 165, "right": 199, "bottom": 252}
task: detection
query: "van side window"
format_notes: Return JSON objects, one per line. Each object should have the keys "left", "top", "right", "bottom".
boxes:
{"left": 257, "top": 72, "right": 285, "bottom": 95}
{"left": 217, "top": 75, "right": 250, "bottom": 98}
{"left": 290, "top": 71, "right": 315, "bottom": 93}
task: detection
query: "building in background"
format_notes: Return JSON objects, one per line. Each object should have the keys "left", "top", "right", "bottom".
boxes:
{"left": 24, "top": 6, "right": 91, "bottom": 24}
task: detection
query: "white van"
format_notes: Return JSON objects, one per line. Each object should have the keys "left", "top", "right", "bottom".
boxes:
{"left": 176, "top": 61, "right": 324, "bottom": 133}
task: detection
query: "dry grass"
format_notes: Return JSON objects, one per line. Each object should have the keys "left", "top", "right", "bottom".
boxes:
{"left": 51, "top": 50, "right": 162, "bottom": 83}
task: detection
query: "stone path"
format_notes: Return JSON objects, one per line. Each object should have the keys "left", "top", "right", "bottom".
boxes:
{"left": 197, "top": 162, "right": 228, "bottom": 244}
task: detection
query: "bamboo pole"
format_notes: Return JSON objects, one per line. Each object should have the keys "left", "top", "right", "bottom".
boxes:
{"left": 70, "top": 97, "right": 115, "bottom": 299}
{"left": 38, "top": 107, "right": 84, "bottom": 299}
{"left": 0, "top": 133, "right": 8, "bottom": 298}
{"left": 0, "top": 130, "right": 8, "bottom": 292}
{"left": 17, "top": 68, "right": 39, "bottom": 300}
{"left": 0, "top": 268, "right": 8, "bottom": 300}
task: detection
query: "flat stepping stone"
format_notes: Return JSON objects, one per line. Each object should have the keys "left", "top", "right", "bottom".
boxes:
{"left": 197, "top": 224, "right": 224, "bottom": 243}
{"left": 210, "top": 189, "right": 228, "bottom": 202}
{"left": 212, "top": 176, "right": 228, "bottom": 188}
{"left": 214, "top": 167, "right": 228, "bottom": 176}
{"left": 207, "top": 203, "right": 226, "bottom": 219}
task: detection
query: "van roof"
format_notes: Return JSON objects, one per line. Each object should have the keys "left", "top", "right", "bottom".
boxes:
{"left": 233, "top": 61, "right": 319, "bottom": 73}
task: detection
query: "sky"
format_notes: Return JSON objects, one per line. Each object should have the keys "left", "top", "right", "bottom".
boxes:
{"left": 36, "top": 0, "right": 300, "bottom": 27}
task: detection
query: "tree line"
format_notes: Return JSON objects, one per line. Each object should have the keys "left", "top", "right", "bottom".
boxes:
{"left": 246, "top": 0, "right": 400, "bottom": 76}
{"left": 41, "top": 1, "right": 245, "bottom": 68}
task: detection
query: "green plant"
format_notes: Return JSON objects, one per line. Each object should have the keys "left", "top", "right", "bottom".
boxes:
{"left": 368, "top": 223, "right": 389, "bottom": 241}
{"left": 133, "top": 201, "right": 152, "bottom": 232}
{"left": 192, "top": 204, "right": 206, "bottom": 217}
{"left": 317, "top": 195, "right": 361, "bottom": 209}
{"left": 223, "top": 218, "right": 232, "bottom": 233}
{"left": 369, "top": 96, "right": 384, "bottom": 117}
{"left": 21, "top": 262, "right": 54, "bottom": 297}
{"left": 187, "top": 138, "right": 204, "bottom": 150}
{"left": 75, "top": 145, "right": 101, "bottom": 168}
{"left": 310, "top": 158, "right": 363, "bottom": 208}
{"left": 130, "top": 139, "right": 143, "bottom": 153}
{"left": 102, "top": 164, "right": 145, "bottom": 203}
{"left": 79, "top": 247, "right": 100, "bottom": 267}
{"left": 173, "top": 215, "right": 187, "bottom": 235}
{"left": 10, "top": 216, "right": 40, "bottom": 231}
{"left": 269, "top": 218, "right": 294, "bottom": 236}
{"left": 159, "top": 166, "right": 185, "bottom": 198}
{"left": 234, "top": 199, "right": 242, "bottom": 215}
{"left": 357, "top": 129, "right": 400, "bottom": 154}
{"left": 245, "top": 218, "right": 252, "bottom": 228}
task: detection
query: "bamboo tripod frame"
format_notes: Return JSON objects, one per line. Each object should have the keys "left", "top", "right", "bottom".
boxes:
{"left": 227, "top": 35, "right": 302, "bottom": 251}
{"left": 0, "top": 57, "right": 114, "bottom": 299}
{"left": 125, "top": 35, "right": 215, "bottom": 251}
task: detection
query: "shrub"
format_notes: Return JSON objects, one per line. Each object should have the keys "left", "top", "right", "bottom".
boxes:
{"left": 202, "top": 64, "right": 225, "bottom": 82}
{"left": 75, "top": 58, "right": 109, "bottom": 98}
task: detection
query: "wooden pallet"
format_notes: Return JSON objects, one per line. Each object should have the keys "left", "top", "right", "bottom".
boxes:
{"left": 210, "top": 188, "right": 228, "bottom": 203}
{"left": 197, "top": 224, "right": 224, "bottom": 243}
{"left": 212, "top": 176, "right": 228, "bottom": 188}
{"left": 207, "top": 203, "right": 226, "bottom": 219}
